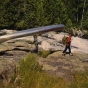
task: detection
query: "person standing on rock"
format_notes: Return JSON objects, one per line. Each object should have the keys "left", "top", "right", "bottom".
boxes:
{"left": 31, "top": 35, "right": 38, "bottom": 53}
{"left": 62, "top": 33, "right": 73, "bottom": 56}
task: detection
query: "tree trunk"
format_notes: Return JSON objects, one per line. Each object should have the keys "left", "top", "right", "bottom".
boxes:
{"left": 80, "top": 0, "right": 86, "bottom": 29}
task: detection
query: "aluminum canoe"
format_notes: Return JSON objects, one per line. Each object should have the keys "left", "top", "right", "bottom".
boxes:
{"left": 0, "top": 24, "right": 64, "bottom": 43}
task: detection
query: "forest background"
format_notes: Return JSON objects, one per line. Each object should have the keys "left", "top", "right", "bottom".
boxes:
{"left": 0, "top": 0, "right": 88, "bottom": 30}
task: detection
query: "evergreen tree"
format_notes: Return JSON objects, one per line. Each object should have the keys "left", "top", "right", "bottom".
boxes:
{"left": 0, "top": 0, "right": 87, "bottom": 30}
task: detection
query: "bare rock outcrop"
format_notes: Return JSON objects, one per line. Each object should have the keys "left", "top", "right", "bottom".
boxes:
{"left": 37, "top": 51, "right": 88, "bottom": 81}
{"left": 0, "top": 30, "right": 88, "bottom": 84}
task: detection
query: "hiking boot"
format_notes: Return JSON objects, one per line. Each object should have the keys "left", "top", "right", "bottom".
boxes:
{"left": 69, "top": 53, "right": 73, "bottom": 56}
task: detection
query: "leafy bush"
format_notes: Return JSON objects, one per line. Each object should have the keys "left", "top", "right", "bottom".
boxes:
{"left": 16, "top": 20, "right": 28, "bottom": 30}
{"left": 66, "top": 19, "right": 73, "bottom": 28}
{"left": 82, "top": 32, "right": 88, "bottom": 39}
{"left": 37, "top": 50, "right": 51, "bottom": 58}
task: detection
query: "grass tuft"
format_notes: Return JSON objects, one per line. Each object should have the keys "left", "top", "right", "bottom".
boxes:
{"left": 0, "top": 52, "right": 88, "bottom": 88}
{"left": 15, "top": 53, "right": 67, "bottom": 88}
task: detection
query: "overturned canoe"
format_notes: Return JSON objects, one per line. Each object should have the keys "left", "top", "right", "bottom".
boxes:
{"left": 0, "top": 24, "right": 64, "bottom": 43}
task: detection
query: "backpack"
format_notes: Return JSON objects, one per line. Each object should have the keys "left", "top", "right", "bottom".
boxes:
{"left": 62, "top": 36, "right": 68, "bottom": 45}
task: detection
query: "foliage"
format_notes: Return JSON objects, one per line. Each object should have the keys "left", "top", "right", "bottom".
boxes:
{"left": 82, "top": 31, "right": 88, "bottom": 39}
{"left": 37, "top": 50, "right": 51, "bottom": 58}
{"left": 66, "top": 19, "right": 73, "bottom": 28}
{"left": 16, "top": 20, "right": 27, "bottom": 30}
{"left": 0, "top": 0, "right": 88, "bottom": 30}
{"left": 0, "top": 53, "right": 88, "bottom": 88}
{"left": 14, "top": 53, "right": 67, "bottom": 88}
{"left": 68, "top": 71, "right": 88, "bottom": 88}
{"left": 14, "top": 53, "right": 88, "bottom": 88}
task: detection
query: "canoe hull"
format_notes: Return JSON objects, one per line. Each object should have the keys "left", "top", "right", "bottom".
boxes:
{"left": 0, "top": 24, "right": 64, "bottom": 43}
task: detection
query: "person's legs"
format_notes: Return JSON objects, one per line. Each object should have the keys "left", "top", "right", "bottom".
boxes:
{"left": 31, "top": 43, "right": 38, "bottom": 53}
{"left": 63, "top": 46, "right": 67, "bottom": 53}
{"left": 68, "top": 46, "right": 71, "bottom": 54}
{"left": 34, "top": 43, "right": 38, "bottom": 52}
{"left": 31, "top": 35, "right": 38, "bottom": 53}
{"left": 62, "top": 46, "right": 68, "bottom": 55}
{"left": 68, "top": 46, "right": 73, "bottom": 56}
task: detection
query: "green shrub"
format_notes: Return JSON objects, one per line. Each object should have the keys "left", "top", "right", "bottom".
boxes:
{"left": 16, "top": 20, "right": 27, "bottom": 30}
{"left": 15, "top": 53, "right": 67, "bottom": 88}
{"left": 83, "top": 33, "right": 88, "bottom": 39}
{"left": 37, "top": 50, "right": 51, "bottom": 58}
{"left": 66, "top": 19, "right": 73, "bottom": 28}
